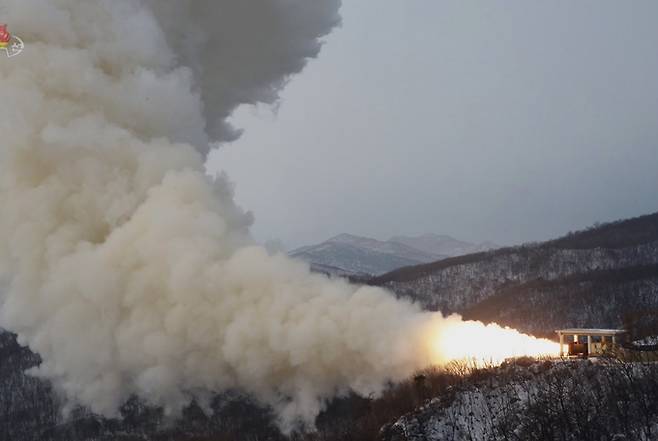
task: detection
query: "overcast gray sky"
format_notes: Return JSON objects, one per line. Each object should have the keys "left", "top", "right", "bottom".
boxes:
{"left": 206, "top": 0, "right": 658, "bottom": 250}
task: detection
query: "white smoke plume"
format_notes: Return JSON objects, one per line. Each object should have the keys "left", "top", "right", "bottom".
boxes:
{"left": 0, "top": 0, "right": 436, "bottom": 429}
{"left": 0, "top": 0, "right": 557, "bottom": 432}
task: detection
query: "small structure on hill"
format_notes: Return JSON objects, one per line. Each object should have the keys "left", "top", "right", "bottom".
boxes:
{"left": 556, "top": 328, "right": 626, "bottom": 357}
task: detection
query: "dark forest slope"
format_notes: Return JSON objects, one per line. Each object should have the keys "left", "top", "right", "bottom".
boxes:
{"left": 371, "top": 212, "right": 658, "bottom": 337}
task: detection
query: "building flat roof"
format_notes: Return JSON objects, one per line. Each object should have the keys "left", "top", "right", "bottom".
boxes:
{"left": 556, "top": 328, "right": 626, "bottom": 335}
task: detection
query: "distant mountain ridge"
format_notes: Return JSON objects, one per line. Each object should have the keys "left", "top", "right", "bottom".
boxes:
{"left": 390, "top": 233, "right": 498, "bottom": 258}
{"left": 290, "top": 233, "right": 496, "bottom": 276}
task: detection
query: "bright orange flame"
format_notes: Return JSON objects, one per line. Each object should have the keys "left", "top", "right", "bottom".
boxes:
{"left": 431, "top": 319, "right": 560, "bottom": 366}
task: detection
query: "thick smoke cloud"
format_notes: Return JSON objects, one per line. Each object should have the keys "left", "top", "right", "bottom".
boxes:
{"left": 0, "top": 0, "right": 445, "bottom": 430}
{"left": 146, "top": 0, "right": 342, "bottom": 150}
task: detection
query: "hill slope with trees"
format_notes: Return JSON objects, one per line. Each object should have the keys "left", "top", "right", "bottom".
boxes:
{"left": 371, "top": 212, "right": 658, "bottom": 338}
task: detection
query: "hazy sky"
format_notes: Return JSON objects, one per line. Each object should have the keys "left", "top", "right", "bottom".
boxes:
{"left": 207, "top": 1, "right": 658, "bottom": 250}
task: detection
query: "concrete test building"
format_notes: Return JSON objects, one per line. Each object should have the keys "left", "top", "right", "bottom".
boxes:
{"left": 556, "top": 328, "right": 626, "bottom": 357}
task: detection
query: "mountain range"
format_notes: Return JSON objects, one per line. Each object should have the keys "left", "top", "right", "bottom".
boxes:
{"left": 370, "top": 211, "right": 658, "bottom": 338}
{"left": 290, "top": 233, "right": 498, "bottom": 276}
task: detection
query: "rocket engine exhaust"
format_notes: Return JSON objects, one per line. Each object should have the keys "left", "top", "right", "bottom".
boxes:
{"left": 0, "top": 0, "right": 557, "bottom": 431}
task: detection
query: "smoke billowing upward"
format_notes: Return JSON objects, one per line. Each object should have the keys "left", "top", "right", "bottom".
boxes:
{"left": 0, "top": 0, "right": 430, "bottom": 429}
{"left": 0, "top": 0, "right": 558, "bottom": 432}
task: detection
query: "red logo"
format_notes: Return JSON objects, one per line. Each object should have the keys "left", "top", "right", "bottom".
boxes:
{"left": 0, "top": 24, "right": 11, "bottom": 48}
{"left": 0, "top": 24, "right": 24, "bottom": 57}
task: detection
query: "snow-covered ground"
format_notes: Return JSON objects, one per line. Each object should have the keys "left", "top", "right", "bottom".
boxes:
{"left": 634, "top": 336, "right": 658, "bottom": 346}
{"left": 382, "top": 359, "right": 658, "bottom": 441}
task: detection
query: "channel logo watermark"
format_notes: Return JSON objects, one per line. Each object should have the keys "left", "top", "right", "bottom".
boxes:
{"left": 0, "top": 24, "right": 24, "bottom": 58}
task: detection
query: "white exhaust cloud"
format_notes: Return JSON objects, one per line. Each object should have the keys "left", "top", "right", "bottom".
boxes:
{"left": 0, "top": 0, "right": 557, "bottom": 432}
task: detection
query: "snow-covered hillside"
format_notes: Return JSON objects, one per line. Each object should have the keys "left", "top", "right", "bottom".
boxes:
{"left": 372, "top": 213, "right": 658, "bottom": 337}
{"left": 381, "top": 359, "right": 658, "bottom": 441}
